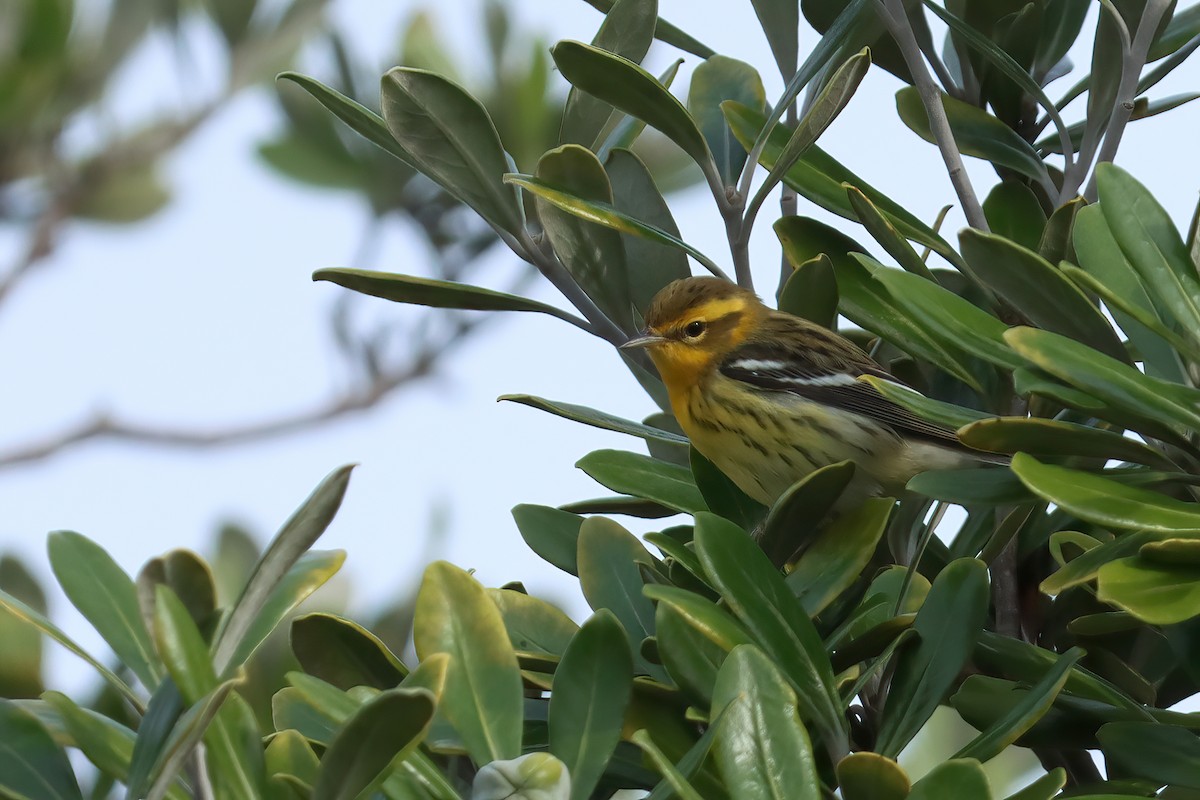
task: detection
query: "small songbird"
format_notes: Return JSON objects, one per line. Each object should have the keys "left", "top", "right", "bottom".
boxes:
{"left": 621, "top": 276, "right": 999, "bottom": 507}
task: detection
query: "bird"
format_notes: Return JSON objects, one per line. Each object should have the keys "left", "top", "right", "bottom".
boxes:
{"left": 621, "top": 276, "right": 1002, "bottom": 508}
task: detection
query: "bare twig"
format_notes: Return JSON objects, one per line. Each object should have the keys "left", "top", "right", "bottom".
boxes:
{"left": 1082, "top": 0, "right": 1172, "bottom": 201}
{"left": 876, "top": 0, "right": 990, "bottom": 232}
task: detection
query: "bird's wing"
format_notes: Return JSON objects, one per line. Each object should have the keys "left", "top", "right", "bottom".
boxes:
{"left": 718, "top": 339, "right": 966, "bottom": 449}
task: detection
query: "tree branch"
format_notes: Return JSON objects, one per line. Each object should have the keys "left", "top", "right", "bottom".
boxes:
{"left": 876, "top": 0, "right": 990, "bottom": 232}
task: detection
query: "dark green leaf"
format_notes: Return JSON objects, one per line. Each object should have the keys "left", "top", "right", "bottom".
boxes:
{"left": 312, "top": 689, "right": 435, "bottom": 800}
{"left": 693, "top": 513, "right": 846, "bottom": 750}
{"left": 549, "top": 610, "right": 633, "bottom": 800}
{"left": 291, "top": 613, "right": 407, "bottom": 691}
{"left": 778, "top": 254, "right": 838, "bottom": 328}
{"left": 711, "top": 645, "right": 821, "bottom": 800}
{"left": 1002, "top": 768, "right": 1066, "bottom": 800}
{"left": 153, "top": 585, "right": 217, "bottom": 705}
{"left": 511, "top": 504, "right": 584, "bottom": 575}
{"left": 690, "top": 447, "right": 765, "bottom": 531}
{"left": 0, "top": 699, "right": 83, "bottom": 800}
{"left": 577, "top": 449, "right": 707, "bottom": 514}
{"left": 907, "top": 759, "right": 991, "bottom": 800}
{"left": 489, "top": 588, "right": 579, "bottom": 657}
{"left": 862, "top": 376, "right": 991, "bottom": 431}
{"left": 380, "top": 68, "right": 523, "bottom": 236}
{"left": 313, "top": 269, "right": 582, "bottom": 326}
{"left": 958, "top": 417, "right": 1172, "bottom": 467}
{"left": 846, "top": 186, "right": 936, "bottom": 281}
{"left": 758, "top": 460, "right": 856, "bottom": 569}
{"left": 787, "top": 497, "right": 892, "bottom": 615}
{"left": 876, "top": 559, "right": 990, "bottom": 758}
{"left": 687, "top": 56, "right": 766, "bottom": 186}
{"left": 575, "top": 0, "right": 715, "bottom": 58}
{"left": 983, "top": 182, "right": 1046, "bottom": 252}
{"left": 412, "top": 561, "right": 522, "bottom": 763}
{"left": 1098, "top": 722, "right": 1200, "bottom": 790}
{"left": 650, "top": 587, "right": 751, "bottom": 706}
{"left": 750, "top": 0, "right": 799, "bottom": 77}
{"left": 499, "top": 395, "right": 687, "bottom": 446}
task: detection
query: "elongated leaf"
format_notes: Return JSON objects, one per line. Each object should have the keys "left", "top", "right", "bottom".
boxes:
{"left": 1098, "top": 722, "right": 1200, "bottom": 790}
{"left": 291, "top": 613, "right": 407, "bottom": 690}
{"left": 576, "top": 0, "right": 715, "bottom": 58}
{"left": 907, "top": 759, "right": 991, "bottom": 800}
{"left": 1003, "top": 769, "right": 1066, "bottom": 800}
{"left": 143, "top": 678, "right": 244, "bottom": 800}
{"left": 532, "top": 145, "right": 632, "bottom": 328}
{"left": 413, "top": 562, "right": 522, "bottom": 764}
{"left": 576, "top": 517, "right": 665, "bottom": 681}
{"left": 787, "top": 497, "right": 892, "bottom": 615}
{"left": 313, "top": 269, "right": 582, "bottom": 326}
{"left": 154, "top": 585, "right": 217, "bottom": 705}
{"left": 779, "top": 254, "right": 838, "bottom": 328}
{"left": 863, "top": 376, "right": 990, "bottom": 431}
{"left": 552, "top": 40, "right": 712, "bottom": 169}
{"left": 1097, "top": 163, "right": 1200, "bottom": 344}
{"left": 896, "top": 86, "right": 1049, "bottom": 184}
{"left": 727, "top": 102, "right": 954, "bottom": 258}
{"left": 959, "top": 229, "right": 1128, "bottom": 363}
{"left": 576, "top": 449, "right": 707, "bottom": 514}
{"left": 687, "top": 56, "right": 766, "bottom": 186}
{"left": 549, "top": 610, "right": 633, "bottom": 800}
{"left": 959, "top": 417, "right": 1172, "bottom": 467}
{"left": 380, "top": 68, "right": 523, "bottom": 235}
{"left": 953, "top": 647, "right": 1082, "bottom": 761}
{"left": 690, "top": 447, "right": 765, "bottom": 531}
{"left": 0, "top": 589, "right": 141, "bottom": 710}
{"left": 1004, "top": 326, "right": 1200, "bottom": 434}
{"left": 605, "top": 148, "right": 691, "bottom": 312}
{"left": 751, "top": 0, "right": 799, "bottom": 77}
{"left": 0, "top": 699, "right": 83, "bottom": 800}
{"left": 632, "top": 729, "right": 705, "bottom": 800}
{"left": 511, "top": 504, "right": 585, "bottom": 575}
{"left": 1041, "top": 531, "right": 1155, "bottom": 595}
{"left": 1097, "top": 557, "right": 1200, "bottom": 625}
{"left": 649, "top": 586, "right": 752, "bottom": 705}
{"left": 983, "top": 182, "right": 1046, "bottom": 252}
{"left": 846, "top": 186, "right": 936, "bottom": 280}
{"left": 711, "top": 645, "right": 821, "bottom": 800}
{"left": 837, "top": 752, "right": 910, "bottom": 800}
{"left": 876, "top": 559, "right": 990, "bottom": 758}
{"left": 312, "top": 689, "right": 435, "bottom": 800}
{"left": 1012, "top": 453, "right": 1200, "bottom": 535}
{"left": 127, "top": 681, "right": 184, "bottom": 797}
{"left": 506, "top": 172, "right": 723, "bottom": 278}
{"left": 758, "top": 460, "right": 856, "bottom": 567}
{"left": 277, "top": 72, "right": 418, "bottom": 168}
{"left": 694, "top": 513, "right": 846, "bottom": 750}
{"left": 560, "top": 0, "right": 657, "bottom": 148}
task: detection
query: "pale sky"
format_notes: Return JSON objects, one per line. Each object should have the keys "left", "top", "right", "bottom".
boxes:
{"left": 2, "top": 0, "right": 1198, "bottom": 713}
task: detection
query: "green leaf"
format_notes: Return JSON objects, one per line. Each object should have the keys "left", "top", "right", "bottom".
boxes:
{"left": 212, "top": 464, "right": 353, "bottom": 676}
{"left": 489, "top": 588, "right": 579, "bottom": 657}
{"left": 846, "top": 186, "right": 937, "bottom": 281}
{"left": 1072, "top": 204, "right": 1185, "bottom": 383}
{"left": 907, "top": 468, "right": 1026, "bottom": 506}
{"left": 40, "top": 692, "right": 188, "bottom": 800}
{"left": 551, "top": 40, "right": 712, "bottom": 170}
{"left": 631, "top": 729, "right": 705, "bottom": 800}
{"left": 312, "top": 688, "right": 435, "bottom": 800}
{"left": 758, "top": 461, "right": 856, "bottom": 569}
{"left": 1039, "top": 197, "right": 1084, "bottom": 267}
{"left": 380, "top": 68, "right": 523, "bottom": 236}
{"left": 693, "top": 513, "right": 846, "bottom": 751}
{"left": 576, "top": 449, "right": 707, "bottom": 514}
{"left": 1097, "top": 557, "right": 1200, "bottom": 625}
{"left": 779, "top": 254, "right": 838, "bottom": 328}
{"left": 787, "top": 497, "right": 891, "bottom": 615}
{"left": 576, "top": 517, "right": 666, "bottom": 681}
{"left": 560, "top": 0, "right": 657, "bottom": 148}
{"left": 137, "top": 549, "right": 217, "bottom": 640}
{"left": 575, "top": 0, "right": 715, "bottom": 58}
{"left": 47, "top": 531, "right": 161, "bottom": 691}
{"left": 711, "top": 645, "right": 821, "bottom": 800}
{"left": 264, "top": 729, "right": 320, "bottom": 789}
{"left": 549, "top": 610, "right": 633, "bottom": 800}
{"left": 726, "top": 102, "right": 955, "bottom": 259}
{"left": 126, "top": 681, "right": 184, "bottom": 797}
{"left": 532, "top": 145, "right": 632, "bottom": 329}
{"left": 959, "top": 229, "right": 1128, "bottom": 364}
{"left": 277, "top": 73, "right": 417, "bottom": 167}
{"left": 907, "top": 759, "right": 991, "bottom": 800}
{"left": 896, "top": 86, "right": 1049, "bottom": 184}
{"left": 143, "top": 678, "right": 248, "bottom": 800}
{"left": 412, "top": 561, "right": 522, "bottom": 764}
{"left": 313, "top": 269, "right": 582, "bottom": 326}
{"left": 836, "top": 752, "right": 910, "bottom": 800}
{"left": 1012, "top": 453, "right": 1200, "bottom": 535}
{"left": 1002, "top": 769, "right": 1066, "bottom": 800}
{"left": 0, "top": 699, "right": 84, "bottom": 800}
{"left": 506, "top": 172, "right": 723, "bottom": 278}
{"left": 290, "top": 613, "right": 407, "bottom": 691}
{"left": 958, "top": 417, "right": 1172, "bottom": 467}
{"left": 0, "top": 557, "right": 44, "bottom": 700}
{"left": 0, "top": 588, "right": 141, "bottom": 711}
{"left": 1098, "top": 722, "right": 1200, "bottom": 790}
{"left": 952, "top": 647, "right": 1082, "bottom": 762}
{"left": 1097, "top": 163, "right": 1200, "bottom": 346}
{"left": 648, "top": 585, "right": 752, "bottom": 706}
{"left": 73, "top": 162, "right": 171, "bottom": 224}
{"left": 511, "top": 504, "right": 584, "bottom": 575}
{"left": 983, "top": 182, "right": 1046, "bottom": 252}
{"left": 876, "top": 559, "right": 990, "bottom": 758}
{"left": 153, "top": 585, "right": 217, "bottom": 705}
{"left": 750, "top": 0, "right": 799, "bottom": 77}
{"left": 690, "top": 447, "right": 765, "bottom": 531}
{"left": 687, "top": 56, "right": 766, "bottom": 186}
{"left": 605, "top": 148, "right": 691, "bottom": 313}
{"left": 862, "top": 376, "right": 990, "bottom": 431}
{"left": 1004, "top": 326, "right": 1200, "bottom": 435}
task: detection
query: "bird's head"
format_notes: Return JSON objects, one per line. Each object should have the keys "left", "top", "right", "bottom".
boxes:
{"left": 620, "top": 277, "right": 764, "bottom": 385}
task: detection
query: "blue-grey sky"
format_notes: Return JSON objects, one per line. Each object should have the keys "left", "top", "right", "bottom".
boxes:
{"left": 2, "top": 0, "right": 1197, "bottom": 726}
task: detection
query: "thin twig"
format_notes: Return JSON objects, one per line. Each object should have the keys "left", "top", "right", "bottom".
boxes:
{"left": 876, "top": 0, "right": 990, "bottom": 231}
{"left": 779, "top": 104, "right": 799, "bottom": 291}
{"left": 1082, "top": 0, "right": 1172, "bottom": 201}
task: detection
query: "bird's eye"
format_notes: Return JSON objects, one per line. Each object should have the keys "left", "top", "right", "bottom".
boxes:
{"left": 684, "top": 320, "right": 707, "bottom": 338}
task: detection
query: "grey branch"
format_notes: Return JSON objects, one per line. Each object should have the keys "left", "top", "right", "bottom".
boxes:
{"left": 876, "top": 0, "right": 990, "bottom": 232}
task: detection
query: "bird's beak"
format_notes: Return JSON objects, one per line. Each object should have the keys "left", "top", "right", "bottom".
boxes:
{"left": 620, "top": 332, "right": 669, "bottom": 350}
